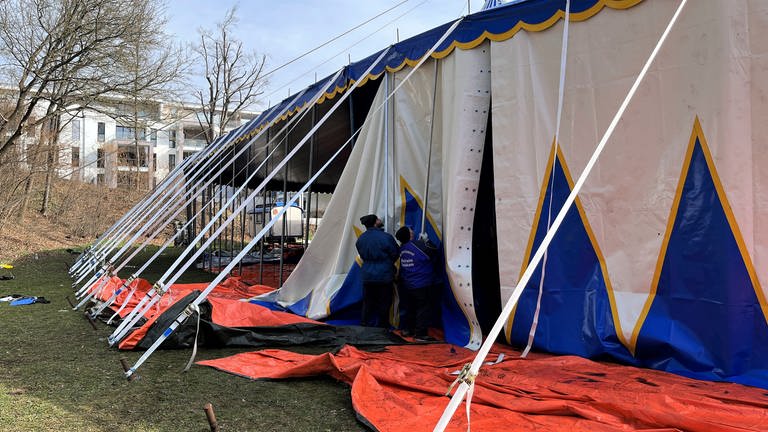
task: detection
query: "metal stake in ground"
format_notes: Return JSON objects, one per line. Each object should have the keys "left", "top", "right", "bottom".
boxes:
{"left": 119, "top": 358, "right": 138, "bottom": 381}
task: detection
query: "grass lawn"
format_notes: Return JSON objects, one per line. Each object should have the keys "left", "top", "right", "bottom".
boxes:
{"left": 0, "top": 247, "right": 365, "bottom": 432}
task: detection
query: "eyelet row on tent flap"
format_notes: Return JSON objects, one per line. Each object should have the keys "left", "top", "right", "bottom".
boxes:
{"left": 444, "top": 57, "right": 491, "bottom": 351}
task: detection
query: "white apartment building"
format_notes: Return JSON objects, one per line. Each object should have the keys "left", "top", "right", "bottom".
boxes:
{"left": 60, "top": 99, "right": 257, "bottom": 189}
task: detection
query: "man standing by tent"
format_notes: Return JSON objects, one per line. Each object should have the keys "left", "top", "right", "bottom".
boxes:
{"left": 396, "top": 226, "right": 439, "bottom": 341}
{"left": 356, "top": 214, "right": 399, "bottom": 328}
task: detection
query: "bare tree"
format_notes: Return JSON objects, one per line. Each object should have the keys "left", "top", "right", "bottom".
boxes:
{"left": 193, "top": 7, "right": 267, "bottom": 144}
{"left": 0, "top": 0, "right": 178, "bottom": 158}
{"left": 0, "top": 0, "right": 186, "bottom": 219}
{"left": 107, "top": 0, "right": 188, "bottom": 191}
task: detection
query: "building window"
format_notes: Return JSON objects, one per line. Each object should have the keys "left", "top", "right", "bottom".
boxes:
{"left": 169, "top": 130, "right": 177, "bottom": 148}
{"left": 71, "top": 119, "right": 80, "bottom": 141}
{"left": 71, "top": 147, "right": 80, "bottom": 167}
{"left": 168, "top": 153, "right": 176, "bottom": 171}
{"left": 150, "top": 129, "right": 157, "bottom": 144}
{"left": 97, "top": 149, "right": 105, "bottom": 168}
{"left": 97, "top": 122, "right": 105, "bottom": 142}
{"left": 118, "top": 146, "right": 148, "bottom": 168}
{"left": 153, "top": 153, "right": 157, "bottom": 171}
{"left": 183, "top": 151, "right": 195, "bottom": 160}
{"left": 116, "top": 125, "right": 146, "bottom": 141}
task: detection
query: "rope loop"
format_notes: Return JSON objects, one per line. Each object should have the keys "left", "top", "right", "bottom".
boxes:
{"left": 445, "top": 363, "right": 477, "bottom": 396}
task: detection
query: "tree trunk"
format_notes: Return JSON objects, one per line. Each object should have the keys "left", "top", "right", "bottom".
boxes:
{"left": 40, "top": 115, "right": 60, "bottom": 215}
{"left": 17, "top": 175, "right": 35, "bottom": 220}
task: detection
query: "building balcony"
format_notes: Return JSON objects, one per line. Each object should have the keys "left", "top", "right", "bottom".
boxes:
{"left": 117, "top": 165, "right": 149, "bottom": 172}
{"left": 184, "top": 138, "right": 208, "bottom": 149}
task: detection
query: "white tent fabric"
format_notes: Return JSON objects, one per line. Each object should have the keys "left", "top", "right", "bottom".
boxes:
{"left": 272, "top": 84, "right": 389, "bottom": 318}
{"left": 271, "top": 47, "right": 492, "bottom": 348}
{"left": 490, "top": 0, "right": 768, "bottom": 374}
{"left": 491, "top": 0, "right": 688, "bottom": 346}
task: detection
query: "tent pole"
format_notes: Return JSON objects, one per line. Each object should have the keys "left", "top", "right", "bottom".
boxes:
{"left": 304, "top": 104, "right": 316, "bottom": 249}
{"left": 279, "top": 128, "right": 288, "bottom": 287}
{"left": 420, "top": 59, "right": 440, "bottom": 238}
{"left": 109, "top": 73, "right": 341, "bottom": 344}
{"left": 260, "top": 128, "right": 269, "bottom": 285}
{"left": 240, "top": 143, "right": 251, "bottom": 276}
{"left": 230, "top": 145, "right": 237, "bottom": 274}
{"left": 382, "top": 71, "right": 390, "bottom": 229}
{"left": 74, "top": 138, "right": 240, "bottom": 293}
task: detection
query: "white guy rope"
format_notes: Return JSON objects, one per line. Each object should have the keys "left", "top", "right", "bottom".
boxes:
{"left": 522, "top": 0, "right": 570, "bottom": 359}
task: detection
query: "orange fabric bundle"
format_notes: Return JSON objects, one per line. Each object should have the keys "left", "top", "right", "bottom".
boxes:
{"left": 199, "top": 344, "right": 768, "bottom": 431}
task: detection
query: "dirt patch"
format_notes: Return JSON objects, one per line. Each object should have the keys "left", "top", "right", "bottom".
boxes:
{"left": 0, "top": 178, "right": 143, "bottom": 261}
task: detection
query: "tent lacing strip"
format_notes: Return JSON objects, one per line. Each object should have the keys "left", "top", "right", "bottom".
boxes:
{"left": 433, "top": 0, "right": 689, "bottom": 430}
{"left": 522, "top": 0, "right": 571, "bottom": 359}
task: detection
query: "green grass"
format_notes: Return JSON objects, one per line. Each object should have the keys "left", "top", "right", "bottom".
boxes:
{"left": 0, "top": 247, "right": 365, "bottom": 431}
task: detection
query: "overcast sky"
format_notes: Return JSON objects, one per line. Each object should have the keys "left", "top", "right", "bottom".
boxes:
{"left": 165, "top": 0, "right": 489, "bottom": 110}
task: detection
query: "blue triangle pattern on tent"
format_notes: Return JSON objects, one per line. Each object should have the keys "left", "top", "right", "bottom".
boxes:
{"left": 509, "top": 145, "right": 632, "bottom": 361}
{"left": 635, "top": 120, "right": 768, "bottom": 389}
{"left": 325, "top": 263, "right": 365, "bottom": 324}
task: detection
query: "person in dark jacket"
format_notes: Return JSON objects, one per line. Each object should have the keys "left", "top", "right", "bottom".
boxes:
{"left": 356, "top": 214, "right": 399, "bottom": 328}
{"left": 395, "top": 226, "right": 439, "bottom": 341}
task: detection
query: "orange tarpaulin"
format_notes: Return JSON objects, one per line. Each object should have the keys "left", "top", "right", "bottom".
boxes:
{"left": 198, "top": 344, "right": 768, "bottom": 431}
{"left": 87, "top": 277, "right": 321, "bottom": 350}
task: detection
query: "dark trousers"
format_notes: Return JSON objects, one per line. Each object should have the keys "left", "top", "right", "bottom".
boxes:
{"left": 362, "top": 281, "right": 393, "bottom": 328}
{"left": 402, "top": 287, "right": 430, "bottom": 337}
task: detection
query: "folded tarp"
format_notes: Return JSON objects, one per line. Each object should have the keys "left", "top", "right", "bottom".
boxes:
{"left": 199, "top": 344, "right": 768, "bottom": 432}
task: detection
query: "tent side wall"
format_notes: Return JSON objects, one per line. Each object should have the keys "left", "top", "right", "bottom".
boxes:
{"left": 491, "top": 0, "right": 768, "bottom": 386}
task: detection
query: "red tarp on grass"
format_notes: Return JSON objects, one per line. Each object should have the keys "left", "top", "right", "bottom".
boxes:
{"left": 198, "top": 344, "right": 768, "bottom": 432}
{"left": 88, "top": 276, "right": 321, "bottom": 350}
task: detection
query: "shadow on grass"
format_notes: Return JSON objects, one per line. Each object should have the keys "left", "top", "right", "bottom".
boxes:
{"left": 0, "top": 247, "right": 366, "bottom": 432}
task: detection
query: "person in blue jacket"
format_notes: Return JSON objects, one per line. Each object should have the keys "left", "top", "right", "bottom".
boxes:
{"left": 355, "top": 214, "right": 399, "bottom": 328}
{"left": 395, "top": 226, "right": 439, "bottom": 341}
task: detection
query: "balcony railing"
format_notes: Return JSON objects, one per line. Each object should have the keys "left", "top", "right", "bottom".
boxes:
{"left": 184, "top": 138, "right": 207, "bottom": 149}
